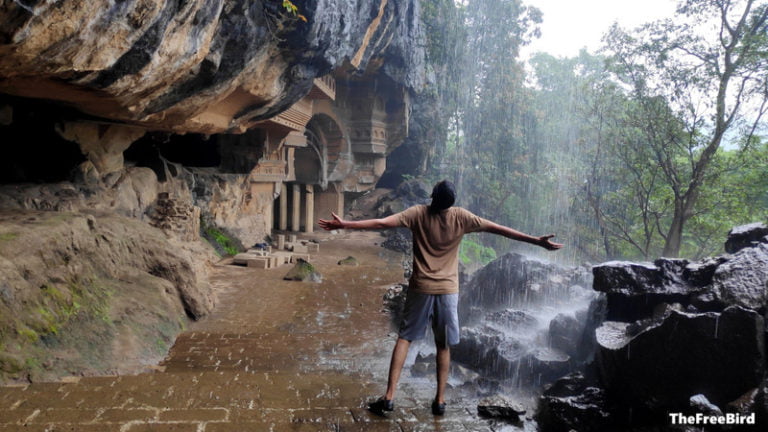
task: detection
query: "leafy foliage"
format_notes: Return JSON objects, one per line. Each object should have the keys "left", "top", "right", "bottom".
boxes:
{"left": 419, "top": 0, "right": 767, "bottom": 262}
{"left": 459, "top": 238, "right": 497, "bottom": 267}
{"left": 281, "top": 0, "right": 307, "bottom": 22}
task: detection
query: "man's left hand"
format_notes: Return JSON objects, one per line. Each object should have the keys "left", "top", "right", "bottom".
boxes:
{"left": 538, "top": 234, "right": 563, "bottom": 251}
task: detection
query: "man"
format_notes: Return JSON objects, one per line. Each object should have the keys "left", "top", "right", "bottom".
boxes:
{"left": 318, "top": 180, "right": 562, "bottom": 416}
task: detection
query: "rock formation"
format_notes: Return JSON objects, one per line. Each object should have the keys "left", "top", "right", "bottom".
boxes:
{"left": 537, "top": 222, "right": 768, "bottom": 430}
{"left": 452, "top": 253, "right": 596, "bottom": 391}
{"left": 0, "top": 0, "right": 429, "bottom": 383}
{"left": 0, "top": 210, "right": 215, "bottom": 382}
{"left": 0, "top": 0, "right": 425, "bottom": 134}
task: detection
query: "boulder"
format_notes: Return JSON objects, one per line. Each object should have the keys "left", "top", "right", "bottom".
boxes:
{"left": 375, "top": 178, "right": 431, "bottom": 217}
{"left": 477, "top": 395, "right": 526, "bottom": 422}
{"left": 549, "top": 312, "right": 582, "bottom": 356}
{"left": 595, "top": 306, "right": 765, "bottom": 410}
{"left": 711, "top": 243, "right": 768, "bottom": 311}
{"left": 592, "top": 259, "right": 700, "bottom": 322}
{"left": 725, "top": 223, "right": 768, "bottom": 253}
{"left": 461, "top": 253, "right": 594, "bottom": 317}
{"left": 689, "top": 394, "right": 722, "bottom": 416}
{"left": 537, "top": 373, "right": 611, "bottom": 432}
{"left": 283, "top": 258, "right": 322, "bottom": 283}
{"left": 450, "top": 363, "right": 480, "bottom": 387}
{"left": 725, "top": 387, "right": 758, "bottom": 416}
{"left": 410, "top": 352, "right": 435, "bottom": 377}
{"left": 485, "top": 309, "right": 539, "bottom": 330}
{"left": 337, "top": 256, "right": 359, "bottom": 266}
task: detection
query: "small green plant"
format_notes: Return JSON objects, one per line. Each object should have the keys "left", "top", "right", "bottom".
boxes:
{"left": 459, "top": 239, "right": 497, "bottom": 267}
{"left": 281, "top": 0, "right": 307, "bottom": 21}
{"left": 201, "top": 219, "right": 240, "bottom": 256}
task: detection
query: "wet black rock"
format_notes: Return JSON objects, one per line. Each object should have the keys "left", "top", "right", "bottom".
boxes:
{"left": 375, "top": 178, "right": 431, "bottom": 217}
{"left": 725, "top": 222, "right": 768, "bottom": 254}
{"left": 485, "top": 309, "right": 539, "bottom": 330}
{"left": 549, "top": 312, "right": 582, "bottom": 356}
{"left": 452, "top": 325, "right": 505, "bottom": 371}
{"left": 453, "top": 253, "right": 595, "bottom": 389}
{"left": 537, "top": 373, "right": 611, "bottom": 432}
{"left": 595, "top": 306, "right": 765, "bottom": 410}
{"left": 592, "top": 259, "right": 701, "bottom": 322}
{"left": 380, "top": 229, "right": 411, "bottom": 253}
{"left": 461, "top": 253, "right": 593, "bottom": 316}
{"left": 711, "top": 243, "right": 768, "bottom": 311}
{"left": 689, "top": 394, "right": 723, "bottom": 416}
{"left": 726, "top": 387, "right": 759, "bottom": 416}
{"left": 754, "top": 377, "right": 768, "bottom": 427}
{"left": 477, "top": 395, "right": 526, "bottom": 422}
{"left": 410, "top": 352, "right": 435, "bottom": 377}
{"left": 593, "top": 239, "right": 768, "bottom": 321}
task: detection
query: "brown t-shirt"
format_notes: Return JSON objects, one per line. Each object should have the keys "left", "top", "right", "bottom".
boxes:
{"left": 397, "top": 205, "right": 491, "bottom": 295}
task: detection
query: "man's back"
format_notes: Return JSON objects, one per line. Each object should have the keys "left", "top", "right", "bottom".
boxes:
{"left": 398, "top": 205, "right": 490, "bottom": 295}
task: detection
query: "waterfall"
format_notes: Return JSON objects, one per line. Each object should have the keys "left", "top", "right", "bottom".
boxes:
{"left": 447, "top": 252, "right": 599, "bottom": 396}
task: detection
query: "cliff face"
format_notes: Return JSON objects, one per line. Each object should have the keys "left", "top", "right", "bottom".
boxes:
{"left": 0, "top": 0, "right": 428, "bottom": 384}
{"left": 0, "top": 0, "right": 424, "bottom": 133}
{"left": 0, "top": 209, "right": 216, "bottom": 383}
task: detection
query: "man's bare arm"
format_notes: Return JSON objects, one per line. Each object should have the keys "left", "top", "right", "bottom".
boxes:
{"left": 318, "top": 212, "right": 401, "bottom": 231}
{"left": 481, "top": 221, "right": 563, "bottom": 251}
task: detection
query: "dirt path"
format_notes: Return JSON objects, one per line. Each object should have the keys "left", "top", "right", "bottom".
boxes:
{"left": 0, "top": 232, "right": 502, "bottom": 431}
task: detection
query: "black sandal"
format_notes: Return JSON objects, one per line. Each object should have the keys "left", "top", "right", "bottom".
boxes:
{"left": 368, "top": 396, "right": 394, "bottom": 415}
{"left": 431, "top": 399, "right": 446, "bottom": 416}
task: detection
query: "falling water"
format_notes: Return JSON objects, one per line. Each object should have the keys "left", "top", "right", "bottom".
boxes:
{"left": 714, "top": 315, "right": 719, "bottom": 339}
{"left": 436, "top": 252, "right": 598, "bottom": 401}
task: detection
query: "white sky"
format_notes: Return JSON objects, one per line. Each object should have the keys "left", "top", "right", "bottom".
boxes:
{"left": 521, "top": 0, "right": 679, "bottom": 58}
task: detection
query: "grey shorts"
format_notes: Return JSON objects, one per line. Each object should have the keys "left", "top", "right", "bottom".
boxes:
{"left": 398, "top": 291, "right": 460, "bottom": 346}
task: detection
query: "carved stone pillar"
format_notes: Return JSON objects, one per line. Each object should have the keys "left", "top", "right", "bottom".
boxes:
{"left": 291, "top": 184, "right": 301, "bottom": 232}
{"left": 304, "top": 184, "right": 314, "bottom": 234}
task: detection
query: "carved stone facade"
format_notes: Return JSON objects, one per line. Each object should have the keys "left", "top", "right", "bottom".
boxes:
{"left": 247, "top": 66, "right": 410, "bottom": 239}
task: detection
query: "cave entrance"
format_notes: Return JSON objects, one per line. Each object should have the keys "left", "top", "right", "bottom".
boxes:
{"left": 0, "top": 98, "right": 86, "bottom": 184}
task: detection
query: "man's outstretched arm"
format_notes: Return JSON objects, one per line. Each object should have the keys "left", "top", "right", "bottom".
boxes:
{"left": 318, "top": 212, "right": 401, "bottom": 231}
{"left": 481, "top": 221, "right": 563, "bottom": 251}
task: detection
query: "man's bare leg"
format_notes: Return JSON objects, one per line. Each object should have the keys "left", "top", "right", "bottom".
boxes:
{"left": 384, "top": 337, "right": 411, "bottom": 400}
{"left": 435, "top": 343, "right": 450, "bottom": 404}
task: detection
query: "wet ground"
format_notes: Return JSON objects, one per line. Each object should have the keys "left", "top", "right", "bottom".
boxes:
{"left": 0, "top": 231, "right": 522, "bottom": 431}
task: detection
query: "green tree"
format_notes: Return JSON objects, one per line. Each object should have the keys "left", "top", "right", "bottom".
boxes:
{"left": 603, "top": 0, "right": 768, "bottom": 257}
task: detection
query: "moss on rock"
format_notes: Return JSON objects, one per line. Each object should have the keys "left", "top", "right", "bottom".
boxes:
{"left": 337, "top": 256, "right": 359, "bottom": 266}
{"left": 284, "top": 259, "right": 322, "bottom": 283}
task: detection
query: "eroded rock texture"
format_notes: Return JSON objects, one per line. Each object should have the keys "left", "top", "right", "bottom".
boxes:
{"left": 538, "top": 223, "right": 768, "bottom": 431}
{"left": 0, "top": 209, "right": 215, "bottom": 383}
{"left": 0, "top": 0, "right": 424, "bottom": 133}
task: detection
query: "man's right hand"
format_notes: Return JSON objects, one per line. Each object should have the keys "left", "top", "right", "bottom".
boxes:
{"left": 318, "top": 212, "right": 345, "bottom": 231}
